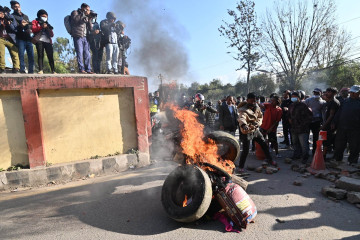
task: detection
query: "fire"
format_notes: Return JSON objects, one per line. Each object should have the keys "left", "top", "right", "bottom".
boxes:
{"left": 183, "top": 195, "right": 188, "bottom": 207}
{"left": 168, "top": 104, "right": 235, "bottom": 174}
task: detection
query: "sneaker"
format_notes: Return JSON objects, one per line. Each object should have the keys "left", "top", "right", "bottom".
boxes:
{"left": 79, "top": 70, "right": 86, "bottom": 74}
{"left": 38, "top": 70, "right": 43, "bottom": 74}
{"left": 276, "top": 154, "right": 282, "bottom": 158}
{"left": 52, "top": 71, "right": 57, "bottom": 74}
{"left": 12, "top": 68, "right": 20, "bottom": 74}
{"left": 106, "top": 70, "right": 114, "bottom": 74}
{"left": 0, "top": 68, "right": 4, "bottom": 73}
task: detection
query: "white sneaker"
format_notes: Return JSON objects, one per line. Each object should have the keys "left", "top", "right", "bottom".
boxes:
{"left": 38, "top": 70, "right": 43, "bottom": 74}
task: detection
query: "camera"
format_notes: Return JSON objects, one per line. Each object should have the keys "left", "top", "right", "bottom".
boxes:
{"left": 89, "top": 10, "right": 97, "bottom": 19}
{"left": 119, "top": 35, "right": 131, "bottom": 50}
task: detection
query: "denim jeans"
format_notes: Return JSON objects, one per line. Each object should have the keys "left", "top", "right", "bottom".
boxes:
{"left": 17, "top": 39, "right": 34, "bottom": 73}
{"left": 291, "top": 132, "right": 310, "bottom": 163}
{"left": 106, "top": 43, "right": 119, "bottom": 73}
{"left": 73, "top": 37, "right": 92, "bottom": 72}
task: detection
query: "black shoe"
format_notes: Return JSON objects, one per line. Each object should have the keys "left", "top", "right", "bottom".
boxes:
{"left": 12, "top": 68, "right": 20, "bottom": 74}
{"left": 106, "top": 71, "right": 114, "bottom": 74}
{"left": 0, "top": 68, "right": 4, "bottom": 73}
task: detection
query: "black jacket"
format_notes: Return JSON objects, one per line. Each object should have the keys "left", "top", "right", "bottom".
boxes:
{"left": 11, "top": 12, "right": 32, "bottom": 41}
{"left": 219, "top": 103, "right": 238, "bottom": 132}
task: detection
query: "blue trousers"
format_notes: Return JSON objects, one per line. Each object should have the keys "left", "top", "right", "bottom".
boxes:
{"left": 17, "top": 39, "right": 34, "bottom": 73}
{"left": 73, "top": 37, "right": 92, "bottom": 72}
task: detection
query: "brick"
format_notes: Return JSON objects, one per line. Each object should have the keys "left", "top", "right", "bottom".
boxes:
{"left": 335, "top": 176, "right": 360, "bottom": 192}
{"left": 322, "top": 186, "right": 347, "bottom": 200}
{"left": 347, "top": 192, "right": 360, "bottom": 204}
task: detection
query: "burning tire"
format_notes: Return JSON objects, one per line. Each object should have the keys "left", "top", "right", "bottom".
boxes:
{"left": 161, "top": 165, "right": 212, "bottom": 223}
{"left": 206, "top": 131, "right": 240, "bottom": 162}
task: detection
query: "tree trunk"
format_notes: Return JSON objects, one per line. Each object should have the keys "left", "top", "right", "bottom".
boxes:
{"left": 246, "top": 63, "right": 251, "bottom": 94}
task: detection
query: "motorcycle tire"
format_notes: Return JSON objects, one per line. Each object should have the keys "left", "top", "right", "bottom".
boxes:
{"left": 161, "top": 165, "right": 212, "bottom": 223}
{"left": 206, "top": 131, "right": 240, "bottom": 162}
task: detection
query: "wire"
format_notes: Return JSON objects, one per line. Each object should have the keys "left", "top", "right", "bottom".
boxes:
{"left": 339, "top": 16, "right": 360, "bottom": 25}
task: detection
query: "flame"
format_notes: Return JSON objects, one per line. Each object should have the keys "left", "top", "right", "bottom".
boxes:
{"left": 168, "top": 104, "right": 235, "bottom": 174}
{"left": 183, "top": 194, "right": 188, "bottom": 207}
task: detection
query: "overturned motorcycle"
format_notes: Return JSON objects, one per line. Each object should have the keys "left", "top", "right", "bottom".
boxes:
{"left": 160, "top": 105, "right": 257, "bottom": 232}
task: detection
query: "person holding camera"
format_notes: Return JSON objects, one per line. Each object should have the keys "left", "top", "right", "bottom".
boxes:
{"left": 116, "top": 21, "right": 131, "bottom": 75}
{"left": 70, "top": 3, "right": 95, "bottom": 74}
{"left": 0, "top": 6, "right": 19, "bottom": 73}
{"left": 88, "top": 16, "right": 102, "bottom": 74}
{"left": 100, "top": 12, "right": 120, "bottom": 74}
{"left": 10, "top": 1, "right": 34, "bottom": 74}
{"left": 31, "top": 9, "right": 55, "bottom": 74}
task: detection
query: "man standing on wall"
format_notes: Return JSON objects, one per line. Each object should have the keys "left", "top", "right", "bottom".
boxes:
{"left": 10, "top": 1, "right": 33, "bottom": 74}
{"left": 71, "top": 3, "right": 94, "bottom": 74}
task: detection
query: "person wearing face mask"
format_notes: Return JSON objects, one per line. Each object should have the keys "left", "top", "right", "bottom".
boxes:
{"left": 305, "top": 88, "right": 326, "bottom": 155}
{"left": 287, "top": 91, "right": 313, "bottom": 164}
{"left": 237, "top": 92, "right": 277, "bottom": 173}
{"left": 10, "top": 1, "right": 34, "bottom": 74}
{"left": 31, "top": 9, "right": 55, "bottom": 74}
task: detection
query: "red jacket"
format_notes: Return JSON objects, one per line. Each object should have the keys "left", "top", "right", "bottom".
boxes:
{"left": 31, "top": 19, "right": 54, "bottom": 44}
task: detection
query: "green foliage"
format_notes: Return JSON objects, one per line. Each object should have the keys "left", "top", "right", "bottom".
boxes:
{"left": 219, "top": 0, "right": 261, "bottom": 92}
{"left": 6, "top": 164, "right": 29, "bottom": 171}
{"left": 326, "top": 60, "right": 360, "bottom": 89}
{"left": 249, "top": 74, "right": 276, "bottom": 96}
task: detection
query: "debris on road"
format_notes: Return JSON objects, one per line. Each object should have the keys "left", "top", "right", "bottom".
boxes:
{"left": 293, "top": 180, "right": 303, "bottom": 186}
{"left": 346, "top": 192, "right": 360, "bottom": 204}
{"left": 321, "top": 186, "right": 347, "bottom": 200}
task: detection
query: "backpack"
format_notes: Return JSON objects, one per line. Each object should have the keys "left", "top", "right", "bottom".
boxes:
{"left": 64, "top": 15, "right": 72, "bottom": 35}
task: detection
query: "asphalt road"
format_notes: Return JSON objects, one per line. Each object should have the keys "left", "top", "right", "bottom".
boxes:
{"left": 1, "top": 151, "right": 359, "bottom": 240}
{"left": 1, "top": 122, "right": 360, "bottom": 240}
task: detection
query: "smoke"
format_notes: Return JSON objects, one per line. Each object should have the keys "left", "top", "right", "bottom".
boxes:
{"left": 112, "top": 0, "right": 190, "bottom": 87}
{"left": 300, "top": 71, "right": 329, "bottom": 95}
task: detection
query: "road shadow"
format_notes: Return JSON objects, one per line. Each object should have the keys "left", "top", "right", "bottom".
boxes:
{"left": 0, "top": 163, "right": 185, "bottom": 238}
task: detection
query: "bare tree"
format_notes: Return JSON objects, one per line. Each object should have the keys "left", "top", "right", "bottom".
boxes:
{"left": 313, "top": 26, "right": 352, "bottom": 68}
{"left": 261, "top": 0, "right": 337, "bottom": 89}
{"left": 219, "top": 0, "right": 261, "bottom": 93}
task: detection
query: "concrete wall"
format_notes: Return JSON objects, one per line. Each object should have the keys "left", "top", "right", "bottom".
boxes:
{"left": 39, "top": 88, "right": 137, "bottom": 165}
{"left": 0, "top": 91, "right": 28, "bottom": 169}
{"left": 0, "top": 75, "right": 150, "bottom": 169}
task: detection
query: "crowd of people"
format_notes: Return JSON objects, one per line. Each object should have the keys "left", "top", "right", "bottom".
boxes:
{"left": 152, "top": 84, "right": 360, "bottom": 173}
{"left": 0, "top": 2, "right": 131, "bottom": 74}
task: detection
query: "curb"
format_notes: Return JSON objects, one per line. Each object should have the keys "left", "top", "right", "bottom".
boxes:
{"left": 0, "top": 153, "right": 150, "bottom": 191}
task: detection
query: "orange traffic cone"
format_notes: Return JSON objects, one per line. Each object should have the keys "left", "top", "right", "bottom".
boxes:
{"left": 307, "top": 140, "right": 326, "bottom": 174}
{"left": 255, "top": 142, "right": 266, "bottom": 160}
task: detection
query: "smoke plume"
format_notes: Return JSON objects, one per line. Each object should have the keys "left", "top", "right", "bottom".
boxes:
{"left": 112, "top": 0, "right": 190, "bottom": 86}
